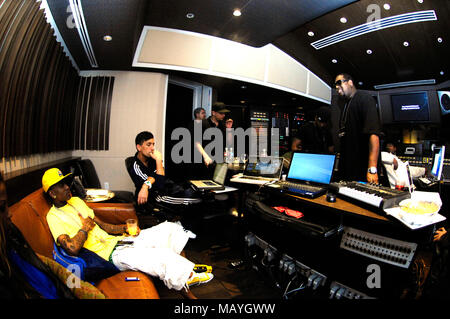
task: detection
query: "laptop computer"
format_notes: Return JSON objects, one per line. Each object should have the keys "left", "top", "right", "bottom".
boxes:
{"left": 190, "top": 163, "right": 228, "bottom": 190}
{"left": 271, "top": 152, "right": 336, "bottom": 198}
{"left": 230, "top": 156, "right": 283, "bottom": 185}
{"left": 419, "top": 145, "right": 447, "bottom": 185}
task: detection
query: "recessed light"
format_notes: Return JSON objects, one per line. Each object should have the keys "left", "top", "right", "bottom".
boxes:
{"left": 340, "top": 17, "right": 347, "bottom": 23}
{"left": 383, "top": 4, "right": 391, "bottom": 10}
{"left": 186, "top": 13, "right": 195, "bottom": 19}
{"left": 332, "top": 59, "right": 338, "bottom": 63}
{"left": 233, "top": 9, "right": 241, "bottom": 17}
{"left": 403, "top": 41, "right": 409, "bottom": 47}
{"left": 308, "top": 31, "right": 315, "bottom": 37}
{"left": 437, "top": 37, "right": 443, "bottom": 43}
{"left": 103, "top": 35, "right": 112, "bottom": 41}
{"left": 366, "top": 49, "right": 373, "bottom": 54}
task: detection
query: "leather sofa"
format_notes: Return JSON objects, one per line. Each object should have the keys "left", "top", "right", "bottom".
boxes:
{"left": 9, "top": 188, "right": 160, "bottom": 299}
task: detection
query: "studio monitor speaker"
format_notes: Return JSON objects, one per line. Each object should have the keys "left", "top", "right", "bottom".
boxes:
{"left": 438, "top": 91, "right": 450, "bottom": 115}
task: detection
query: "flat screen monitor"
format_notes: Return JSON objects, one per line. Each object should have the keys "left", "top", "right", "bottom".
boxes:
{"left": 245, "top": 156, "right": 283, "bottom": 178}
{"left": 430, "top": 145, "right": 445, "bottom": 181}
{"left": 287, "top": 152, "right": 336, "bottom": 185}
{"left": 391, "top": 92, "right": 430, "bottom": 122}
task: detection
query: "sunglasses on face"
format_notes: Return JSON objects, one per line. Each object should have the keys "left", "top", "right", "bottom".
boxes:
{"left": 334, "top": 79, "right": 348, "bottom": 87}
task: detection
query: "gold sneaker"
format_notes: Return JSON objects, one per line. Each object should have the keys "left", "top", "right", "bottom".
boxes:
{"left": 187, "top": 272, "right": 214, "bottom": 287}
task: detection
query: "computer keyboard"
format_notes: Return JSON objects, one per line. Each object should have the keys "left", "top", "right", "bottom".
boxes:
{"left": 273, "top": 181, "right": 326, "bottom": 198}
{"left": 278, "top": 181, "right": 324, "bottom": 192}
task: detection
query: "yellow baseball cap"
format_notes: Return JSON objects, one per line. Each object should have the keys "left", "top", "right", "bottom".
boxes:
{"left": 42, "top": 168, "right": 72, "bottom": 193}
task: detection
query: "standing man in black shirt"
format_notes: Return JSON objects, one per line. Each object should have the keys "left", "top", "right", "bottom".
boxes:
{"left": 189, "top": 102, "right": 230, "bottom": 179}
{"left": 335, "top": 73, "right": 382, "bottom": 183}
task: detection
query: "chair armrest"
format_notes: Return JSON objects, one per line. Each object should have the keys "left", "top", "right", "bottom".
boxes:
{"left": 86, "top": 202, "right": 138, "bottom": 224}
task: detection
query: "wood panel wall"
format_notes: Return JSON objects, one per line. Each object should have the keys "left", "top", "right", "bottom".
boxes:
{"left": 0, "top": 0, "right": 114, "bottom": 159}
{"left": 74, "top": 76, "right": 114, "bottom": 151}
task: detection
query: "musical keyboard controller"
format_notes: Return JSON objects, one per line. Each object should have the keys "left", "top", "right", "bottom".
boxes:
{"left": 330, "top": 181, "right": 411, "bottom": 210}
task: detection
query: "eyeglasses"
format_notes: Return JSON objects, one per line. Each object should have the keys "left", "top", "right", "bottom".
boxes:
{"left": 334, "top": 79, "right": 348, "bottom": 87}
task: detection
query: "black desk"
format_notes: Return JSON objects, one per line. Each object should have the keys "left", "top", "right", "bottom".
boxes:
{"left": 239, "top": 186, "right": 438, "bottom": 299}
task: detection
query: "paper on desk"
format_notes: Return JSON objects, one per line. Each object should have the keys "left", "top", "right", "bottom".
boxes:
{"left": 86, "top": 189, "right": 109, "bottom": 196}
{"left": 384, "top": 191, "right": 446, "bottom": 230}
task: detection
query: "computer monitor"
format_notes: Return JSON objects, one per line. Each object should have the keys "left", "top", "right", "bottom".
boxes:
{"left": 430, "top": 145, "right": 445, "bottom": 181}
{"left": 287, "top": 152, "right": 336, "bottom": 185}
{"left": 245, "top": 156, "right": 283, "bottom": 178}
{"left": 391, "top": 91, "right": 430, "bottom": 122}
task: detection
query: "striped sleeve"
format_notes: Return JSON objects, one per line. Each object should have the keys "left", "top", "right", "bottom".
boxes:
{"left": 133, "top": 161, "right": 148, "bottom": 181}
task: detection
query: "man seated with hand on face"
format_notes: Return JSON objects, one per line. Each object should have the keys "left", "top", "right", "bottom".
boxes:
{"left": 127, "top": 131, "right": 166, "bottom": 207}
{"left": 43, "top": 168, "right": 213, "bottom": 298}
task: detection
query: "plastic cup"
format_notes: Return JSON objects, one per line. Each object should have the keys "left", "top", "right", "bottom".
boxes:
{"left": 126, "top": 219, "right": 138, "bottom": 236}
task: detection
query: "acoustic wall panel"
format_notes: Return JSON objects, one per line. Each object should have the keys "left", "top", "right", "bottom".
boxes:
{"left": 211, "top": 39, "right": 266, "bottom": 81}
{"left": 0, "top": 0, "right": 113, "bottom": 159}
{"left": 308, "top": 73, "right": 332, "bottom": 103}
{"left": 266, "top": 46, "right": 308, "bottom": 93}
{"left": 134, "top": 26, "right": 331, "bottom": 104}
{"left": 138, "top": 29, "right": 212, "bottom": 70}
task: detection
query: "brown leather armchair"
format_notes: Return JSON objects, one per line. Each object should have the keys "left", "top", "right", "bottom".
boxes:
{"left": 9, "top": 188, "right": 159, "bottom": 299}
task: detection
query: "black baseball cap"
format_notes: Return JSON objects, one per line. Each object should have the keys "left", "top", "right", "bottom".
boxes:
{"left": 212, "top": 102, "right": 230, "bottom": 113}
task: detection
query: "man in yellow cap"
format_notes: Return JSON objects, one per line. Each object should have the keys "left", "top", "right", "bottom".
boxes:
{"left": 43, "top": 168, "right": 213, "bottom": 297}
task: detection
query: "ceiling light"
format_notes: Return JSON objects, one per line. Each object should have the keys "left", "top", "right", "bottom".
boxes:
{"left": 332, "top": 59, "right": 338, "bottom": 63}
{"left": 340, "top": 17, "right": 347, "bottom": 23}
{"left": 103, "top": 35, "right": 112, "bottom": 41}
{"left": 186, "top": 13, "right": 195, "bottom": 19}
{"left": 384, "top": 4, "right": 391, "bottom": 10}
{"left": 272, "top": 103, "right": 277, "bottom": 106}
{"left": 240, "top": 100, "right": 246, "bottom": 104}
{"left": 403, "top": 41, "right": 409, "bottom": 47}
{"left": 417, "top": 0, "right": 423, "bottom": 3}
{"left": 359, "top": 82, "right": 364, "bottom": 86}
{"left": 437, "top": 37, "right": 443, "bottom": 43}
{"left": 440, "top": 71, "right": 445, "bottom": 75}
{"left": 233, "top": 9, "right": 241, "bottom": 17}
{"left": 366, "top": 49, "right": 373, "bottom": 54}
{"left": 308, "top": 31, "right": 315, "bottom": 37}
{"left": 241, "top": 85, "right": 247, "bottom": 89}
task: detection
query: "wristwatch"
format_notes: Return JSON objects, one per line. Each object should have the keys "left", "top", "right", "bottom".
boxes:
{"left": 144, "top": 180, "right": 152, "bottom": 189}
{"left": 368, "top": 167, "right": 377, "bottom": 174}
